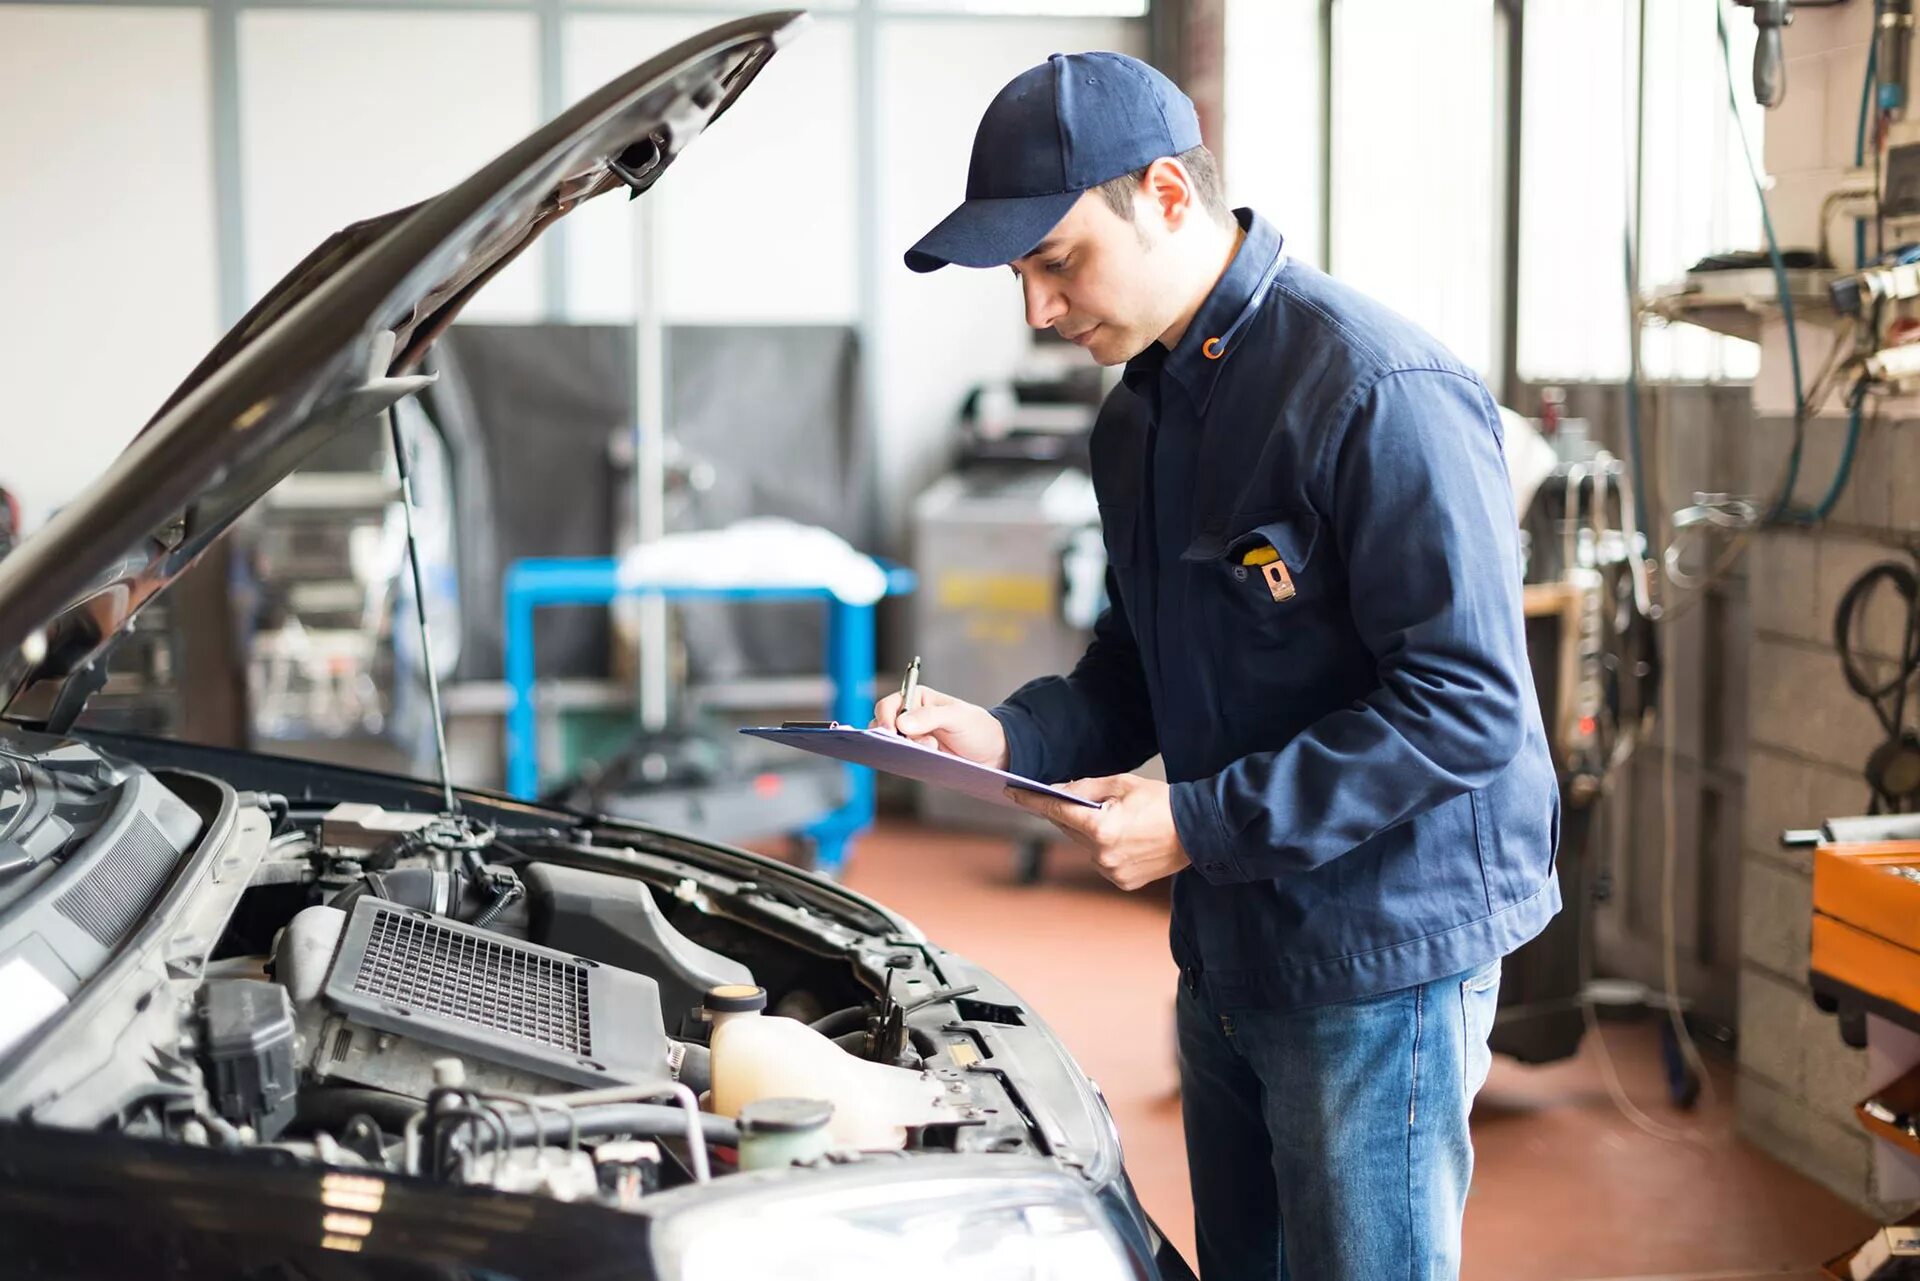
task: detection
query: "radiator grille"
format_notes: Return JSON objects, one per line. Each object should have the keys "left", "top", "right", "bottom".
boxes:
{"left": 55, "top": 813, "right": 178, "bottom": 947}
{"left": 349, "top": 907, "right": 592, "bottom": 1055}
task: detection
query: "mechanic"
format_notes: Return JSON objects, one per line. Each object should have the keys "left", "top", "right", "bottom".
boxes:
{"left": 871, "top": 52, "right": 1561, "bottom": 1281}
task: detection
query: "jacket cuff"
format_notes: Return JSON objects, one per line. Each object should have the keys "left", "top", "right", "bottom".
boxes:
{"left": 1171, "top": 777, "right": 1250, "bottom": 885}
{"left": 989, "top": 704, "right": 1047, "bottom": 782}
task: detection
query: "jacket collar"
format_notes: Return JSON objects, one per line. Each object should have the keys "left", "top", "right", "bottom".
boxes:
{"left": 1122, "top": 208, "right": 1287, "bottom": 413}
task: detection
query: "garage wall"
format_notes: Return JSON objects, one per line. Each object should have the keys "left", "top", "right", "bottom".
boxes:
{"left": 0, "top": 5, "right": 222, "bottom": 531}
{"left": 0, "top": 0, "right": 1146, "bottom": 545}
{"left": 1, "top": 0, "right": 1765, "bottom": 544}
{"left": 562, "top": 12, "right": 861, "bottom": 325}
{"left": 238, "top": 8, "right": 547, "bottom": 320}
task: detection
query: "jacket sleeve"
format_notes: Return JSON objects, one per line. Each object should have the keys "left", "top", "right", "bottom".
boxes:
{"left": 990, "top": 568, "right": 1159, "bottom": 784}
{"left": 1169, "top": 368, "right": 1531, "bottom": 884}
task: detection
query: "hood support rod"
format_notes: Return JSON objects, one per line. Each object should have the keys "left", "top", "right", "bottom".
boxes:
{"left": 387, "top": 405, "right": 459, "bottom": 817}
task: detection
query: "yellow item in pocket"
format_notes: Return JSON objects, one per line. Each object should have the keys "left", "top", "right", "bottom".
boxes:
{"left": 1239, "top": 544, "right": 1280, "bottom": 568}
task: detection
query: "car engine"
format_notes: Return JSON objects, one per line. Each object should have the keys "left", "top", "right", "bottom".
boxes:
{"left": 0, "top": 729, "right": 1048, "bottom": 1212}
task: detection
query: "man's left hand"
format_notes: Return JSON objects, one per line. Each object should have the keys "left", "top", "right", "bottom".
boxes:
{"left": 1008, "top": 774, "right": 1190, "bottom": 891}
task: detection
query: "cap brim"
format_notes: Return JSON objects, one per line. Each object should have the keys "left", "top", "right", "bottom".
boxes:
{"left": 903, "top": 189, "right": 1083, "bottom": 274}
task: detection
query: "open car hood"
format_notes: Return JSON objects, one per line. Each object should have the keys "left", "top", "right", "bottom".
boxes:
{"left": 0, "top": 11, "right": 804, "bottom": 724}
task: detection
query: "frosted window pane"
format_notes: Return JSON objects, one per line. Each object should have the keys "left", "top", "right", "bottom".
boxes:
{"left": 0, "top": 5, "right": 220, "bottom": 527}
{"left": 1330, "top": 0, "right": 1498, "bottom": 375}
{"left": 1516, "top": 0, "right": 1633, "bottom": 382}
{"left": 1223, "top": 0, "right": 1323, "bottom": 268}
{"left": 240, "top": 11, "right": 543, "bottom": 322}
{"left": 563, "top": 14, "right": 858, "bottom": 323}
{"left": 1638, "top": 2, "right": 1762, "bottom": 381}
{"left": 1517, "top": 2, "right": 1763, "bottom": 382}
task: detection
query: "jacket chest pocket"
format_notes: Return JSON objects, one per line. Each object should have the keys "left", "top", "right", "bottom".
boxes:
{"left": 1186, "top": 509, "right": 1323, "bottom": 642}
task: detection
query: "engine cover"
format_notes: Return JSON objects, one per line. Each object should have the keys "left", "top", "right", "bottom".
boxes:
{"left": 316, "top": 897, "right": 672, "bottom": 1093}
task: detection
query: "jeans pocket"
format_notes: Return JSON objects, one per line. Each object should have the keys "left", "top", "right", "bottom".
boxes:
{"left": 1459, "top": 960, "right": 1501, "bottom": 1103}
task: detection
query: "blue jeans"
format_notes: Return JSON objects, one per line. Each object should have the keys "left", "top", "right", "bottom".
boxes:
{"left": 1176, "top": 961, "right": 1502, "bottom": 1281}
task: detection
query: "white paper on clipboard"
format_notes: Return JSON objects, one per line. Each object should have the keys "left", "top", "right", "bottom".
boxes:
{"left": 738, "top": 724, "right": 1102, "bottom": 812}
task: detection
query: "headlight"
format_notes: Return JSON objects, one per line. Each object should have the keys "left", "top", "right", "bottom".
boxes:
{"left": 651, "top": 1166, "right": 1138, "bottom": 1281}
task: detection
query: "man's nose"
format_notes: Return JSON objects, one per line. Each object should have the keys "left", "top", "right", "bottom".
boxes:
{"left": 1022, "top": 276, "right": 1066, "bottom": 331}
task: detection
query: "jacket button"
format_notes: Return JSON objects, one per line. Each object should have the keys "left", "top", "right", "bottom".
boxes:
{"left": 1232, "top": 566, "right": 1248, "bottom": 581}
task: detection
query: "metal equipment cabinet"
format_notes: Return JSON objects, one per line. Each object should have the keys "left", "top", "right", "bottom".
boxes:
{"left": 909, "top": 466, "right": 1106, "bottom": 881}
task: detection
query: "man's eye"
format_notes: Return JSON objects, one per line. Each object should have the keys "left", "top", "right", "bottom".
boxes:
{"left": 1045, "top": 259, "right": 1070, "bottom": 274}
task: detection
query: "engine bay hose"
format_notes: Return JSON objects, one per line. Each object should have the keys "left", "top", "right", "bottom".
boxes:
{"left": 489, "top": 1102, "right": 740, "bottom": 1149}
{"left": 296, "top": 1087, "right": 426, "bottom": 1134}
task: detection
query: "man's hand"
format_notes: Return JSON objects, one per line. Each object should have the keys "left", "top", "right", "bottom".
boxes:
{"left": 870, "top": 686, "right": 1009, "bottom": 770}
{"left": 1009, "top": 774, "right": 1190, "bottom": 891}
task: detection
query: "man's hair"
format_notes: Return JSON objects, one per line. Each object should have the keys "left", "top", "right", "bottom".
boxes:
{"left": 1095, "top": 144, "right": 1231, "bottom": 225}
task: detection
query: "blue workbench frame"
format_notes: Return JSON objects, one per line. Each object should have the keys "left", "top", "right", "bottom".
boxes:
{"left": 502, "top": 555, "right": 915, "bottom": 876}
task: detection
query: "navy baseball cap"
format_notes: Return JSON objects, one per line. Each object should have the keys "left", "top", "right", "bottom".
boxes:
{"left": 905, "top": 52, "right": 1202, "bottom": 274}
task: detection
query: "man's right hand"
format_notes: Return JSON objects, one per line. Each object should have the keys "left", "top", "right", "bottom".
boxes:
{"left": 870, "top": 686, "right": 1009, "bottom": 770}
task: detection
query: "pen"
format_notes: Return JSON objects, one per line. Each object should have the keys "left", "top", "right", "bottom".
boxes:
{"left": 900, "top": 655, "right": 922, "bottom": 714}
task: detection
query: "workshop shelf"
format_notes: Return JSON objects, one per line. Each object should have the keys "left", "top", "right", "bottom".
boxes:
{"left": 1642, "top": 267, "right": 1841, "bottom": 343}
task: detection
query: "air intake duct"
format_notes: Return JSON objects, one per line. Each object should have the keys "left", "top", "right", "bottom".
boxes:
{"left": 321, "top": 898, "right": 671, "bottom": 1090}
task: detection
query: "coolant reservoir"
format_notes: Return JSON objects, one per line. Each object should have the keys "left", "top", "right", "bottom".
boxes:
{"left": 704, "top": 985, "right": 948, "bottom": 1150}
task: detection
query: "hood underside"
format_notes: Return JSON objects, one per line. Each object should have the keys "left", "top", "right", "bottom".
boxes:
{"left": 0, "top": 10, "right": 805, "bottom": 724}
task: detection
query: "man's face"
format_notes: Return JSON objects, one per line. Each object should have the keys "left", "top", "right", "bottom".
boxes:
{"left": 1009, "top": 187, "right": 1180, "bottom": 367}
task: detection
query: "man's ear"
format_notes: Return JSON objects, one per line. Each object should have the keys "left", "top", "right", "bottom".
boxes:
{"left": 1141, "top": 156, "right": 1195, "bottom": 232}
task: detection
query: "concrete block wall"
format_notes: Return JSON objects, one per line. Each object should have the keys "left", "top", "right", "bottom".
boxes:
{"left": 1736, "top": 445, "right": 1916, "bottom": 1213}
{"left": 1738, "top": 2, "right": 1918, "bottom": 1215}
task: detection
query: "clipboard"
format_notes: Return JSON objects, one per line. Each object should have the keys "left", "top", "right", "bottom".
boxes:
{"left": 739, "top": 723, "right": 1102, "bottom": 812}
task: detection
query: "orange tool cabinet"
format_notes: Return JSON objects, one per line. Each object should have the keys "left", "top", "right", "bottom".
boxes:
{"left": 1810, "top": 827, "right": 1920, "bottom": 1042}
{"left": 1800, "top": 818, "right": 1920, "bottom": 1269}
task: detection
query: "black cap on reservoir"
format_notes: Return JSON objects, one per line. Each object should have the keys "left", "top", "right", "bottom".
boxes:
{"left": 738, "top": 1097, "right": 834, "bottom": 1136}
{"left": 703, "top": 983, "right": 768, "bottom": 1015}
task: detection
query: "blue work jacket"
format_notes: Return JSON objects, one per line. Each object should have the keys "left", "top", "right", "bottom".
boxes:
{"left": 992, "top": 209, "right": 1561, "bottom": 1011}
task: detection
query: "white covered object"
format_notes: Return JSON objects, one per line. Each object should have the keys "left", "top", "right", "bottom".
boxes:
{"left": 1499, "top": 405, "right": 1560, "bottom": 523}
{"left": 614, "top": 518, "right": 888, "bottom": 605}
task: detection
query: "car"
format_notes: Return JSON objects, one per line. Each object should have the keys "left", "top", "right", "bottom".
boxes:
{"left": 0, "top": 12, "right": 1192, "bottom": 1278}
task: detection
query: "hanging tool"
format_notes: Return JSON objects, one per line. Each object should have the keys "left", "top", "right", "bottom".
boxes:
{"left": 1745, "top": 0, "right": 1794, "bottom": 107}
{"left": 1732, "top": 0, "right": 1855, "bottom": 110}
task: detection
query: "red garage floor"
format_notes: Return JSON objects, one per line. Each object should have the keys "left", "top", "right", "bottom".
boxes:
{"left": 832, "top": 820, "right": 1872, "bottom": 1281}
